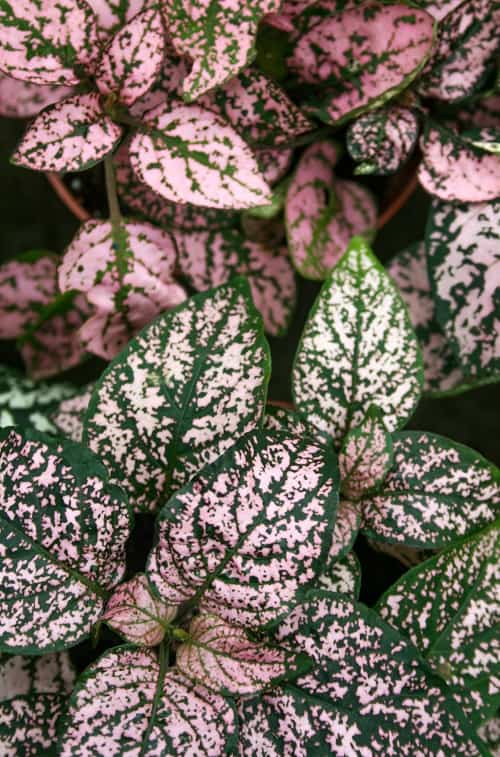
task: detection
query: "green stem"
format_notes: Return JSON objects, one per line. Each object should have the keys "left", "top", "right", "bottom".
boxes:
{"left": 139, "top": 639, "right": 169, "bottom": 756}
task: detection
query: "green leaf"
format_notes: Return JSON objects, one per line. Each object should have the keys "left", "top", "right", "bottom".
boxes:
{"left": 317, "top": 550, "right": 361, "bottom": 598}
{"left": 339, "top": 405, "right": 393, "bottom": 499}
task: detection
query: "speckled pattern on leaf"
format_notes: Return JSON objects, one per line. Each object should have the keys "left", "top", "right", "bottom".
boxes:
{"left": 413, "top": 0, "right": 463, "bottom": 20}
{"left": 49, "top": 385, "right": 93, "bottom": 443}
{"left": 293, "top": 237, "right": 423, "bottom": 446}
{"left": 83, "top": 280, "right": 270, "bottom": 511}
{"left": 86, "top": 0, "right": 150, "bottom": 35}
{"left": 339, "top": 407, "right": 393, "bottom": 499}
{"left": 0, "top": 255, "right": 58, "bottom": 340}
{"left": 361, "top": 431, "right": 500, "bottom": 548}
{"left": 0, "top": 74, "right": 72, "bottom": 118}
{"left": 318, "top": 550, "right": 361, "bottom": 597}
{"left": 0, "top": 429, "right": 131, "bottom": 653}
{"left": 347, "top": 106, "right": 419, "bottom": 176}
{"left": 60, "top": 647, "right": 237, "bottom": 756}
{"left": 147, "top": 429, "right": 338, "bottom": 627}
{"left": 328, "top": 498, "right": 361, "bottom": 562}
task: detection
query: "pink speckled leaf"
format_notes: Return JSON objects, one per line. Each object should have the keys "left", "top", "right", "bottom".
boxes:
{"left": 0, "top": 428, "right": 131, "bottom": 653}
{"left": 419, "top": 125, "right": 500, "bottom": 202}
{"left": 361, "top": 431, "right": 500, "bottom": 548}
{"left": 0, "top": 254, "right": 57, "bottom": 340}
{"left": 0, "top": 74, "right": 72, "bottom": 119}
{"left": 290, "top": 4, "right": 435, "bottom": 125}
{"left": 83, "top": 280, "right": 271, "bottom": 511}
{"left": 86, "top": 0, "right": 150, "bottom": 35}
{"left": 328, "top": 498, "right": 361, "bottom": 562}
{"left": 147, "top": 429, "right": 339, "bottom": 627}
{"left": 176, "top": 613, "right": 302, "bottom": 695}
{"left": 96, "top": 9, "right": 165, "bottom": 107}
{"left": 60, "top": 647, "right": 237, "bottom": 756}
{"left": 263, "top": 405, "right": 317, "bottom": 440}
{"left": 129, "top": 104, "right": 272, "bottom": 209}
{"left": 347, "top": 106, "right": 419, "bottom": 176}
{"left": 256, "top": 146, "right": 293, "bottom": 186}
{"left": 285, "top": 142, "right": 377, "bottom": 280}
{"left": 175, "top": 228, "right": 296, "bottom": 336}
{"left": 238, "top": 594, "right": 481, "bottom": 755}
{"left": 102, "top": 574, "right": 177, "bottom": 646}
{"left": 339, "top": 406, "right": 393, "bottom": 499}
{"left": 377, "top": 524, "right": 500, "bottom": 727}
{"left": 59, "top": 219, "right": 186, "bottom": 360}
{"left": 0, "top": 0, "right": 99, "bottom": 85}
{"left": 129, "top": 48, "right": 189, "bottom": 118}
{"left": 49, "top": 385, "right": 94, "bottom": 443}
{"left": 413, "top": 0, "right": 463, "bottom": 19}
{"left": 318, "top": 550, "right": 361, "bottom": 597}
{"left": 293, "top": 237, "right": 423, "bottom": 446}
{"left": 12, "top": 93, "right": 123, "bottom": 173}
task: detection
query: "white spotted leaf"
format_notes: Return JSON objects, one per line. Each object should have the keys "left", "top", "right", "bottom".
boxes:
{"left": 0, "top": 428, "right": 132, "bottom": 654}
{"left": 317, "top": 550, "right": 361, "bottom": 597}
{"left": 346, "top": 106, "right": 419, "bottom": 176}
{"left": 328, "top": 498, "right": 362, "bottom": 562}
{"left": 339, "top": 406, "right": 393, "bottom": 499}
{"left": 292, "top": 237, "right": 423, "bottom": 447}
{"left": 147, "top": 429, "right": 339, "bottom": 628}
{"left": 83, "top": 279, "right": 271, "bottom": 512}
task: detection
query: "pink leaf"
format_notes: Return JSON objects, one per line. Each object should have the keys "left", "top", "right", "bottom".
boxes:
{"left": 86, "top": 0, "right": 151, "bottom": 36}
{"left": 50, "top": 385, "right": 94, "bottom": 443}
{"left": 96, "top": 9, "right": 165, "bottom": 107}
{"left": 346, "top": 106, "right": 419, "bottom": 176}
{"left": 413, "top": 0, "right": 464, "bottom": 20}
{"left": 328, "top": 498, "right": 361, "bottom": 562}
{"left": 0, "top": 0, "right": 99, "bottom": 85}
{"left": 0, "top": 255, "right": 58, "bottom": 339}
{"left": 0, "top": 74, "right": 72, "bottom": 119}
{"left": 339, "top": 407, "right": 393, "bottom": 499}
{"left": 129, "top": 49, "right": 189, "bottom": 118}
{"left": 256, "top": 147, "right": 293, "bottom": 186}
{"left": 129, "top": 104, "right": 272, "bottom": 209}
{"left": 12, "top": 93, "right": 123, "bottom": 173}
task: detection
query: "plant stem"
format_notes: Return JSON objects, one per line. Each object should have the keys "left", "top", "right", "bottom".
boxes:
{"left": 104, "top": 154, "right": 122, "bottom": 231}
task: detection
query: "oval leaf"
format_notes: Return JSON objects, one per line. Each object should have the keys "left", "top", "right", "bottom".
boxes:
{"left": 0, "top": 74, "right": 71, "bottom": 119}
{"left": 339, "top": 406, "right": 393, "bottom": 499}
{"left": 347, "top": 106, "right": 419, "bottom": 176}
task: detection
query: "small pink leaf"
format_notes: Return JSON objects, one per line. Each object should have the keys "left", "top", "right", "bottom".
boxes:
{"left": 96, "top": 9, "right": 165, "bottom": 107}
{"left": 339, "top": 407, "right": 393, "bottom": 499}
{"left": 12, "top": 93, "right": 123, "bottom": 174}
{"left": 129, "top": 104, "right": 272, "bottom": 209}
{"left": 50, "top": 385, "right": 94, "bottom": 443}
{"left": 86, "top": 0, "right": 151, "bottom": 36}
{"left": 129, "top": 49, "right": 189, "bottom": 118}
{"left": 0, "top": 74, "right": 72, "bottom": 119}
{"left": 347, "top": 106, "right": 419, "bottom": 176}
{"left": 0, "top": 255, "right": 57, "bottom": 339}
{"left": 102, "top": 574, "right": 177, "bottom": 646}
{"left": 256, "top": 146, "right": 293, "bottom": 186}
{"left": 176, "top": 613, "right": 290, "bottom": 695}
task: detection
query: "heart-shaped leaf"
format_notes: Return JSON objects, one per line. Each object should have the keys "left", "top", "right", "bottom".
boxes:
{"left": 290, "top": 3, "right": 435, "bottom": 125}
{"left": 347, "top": 106, "right": 419, "bottom": 176}
{"left": 361, "top": 431, "right": 500, "bottom": 548}
{"left": 0, "top": 428, "right": 132, "bottom": 653}
{"left": 162, "top": 0, "right": 281, "bottom": 101}
{"left": 49, "top": 385, "right": 93, "bottom": 443}
{"left": 147, "top": 429, "right": 339, "bottom": 627}
{"left": 96, "top": 8, "right": 165, "bottom": 107}
{"left": 0, "top": 74, "right": 72, "bottom": 119}
{"left": 339, "top": 406, "right": 393, "bottom": 499}
{"left": 0, "top": 0, "right": 99, "bottom": 85}
{"left": 293, "top": 237, "right": 423, "bottom": 446}
{"left": 318, "top": 550, "right": 361, "bottom": 597}
{"left": 129, "top": 104, "right": 272, "bottom": 209}
{"left": 60, "top": 647, "right": 237, "bottom": 756}
{"left": 83, "top": 280, "right": 271, "bottom": 511}
{"left": 12, "top": 93, "right": 123, "bottom": 173}
{"left": 426, "top": 199, "right": 500, "bottom": 380}
{"left": 377, "top": 523, "right": 500, "bottom": 726}
{"left": 102, "top": 573, "right": 177, "bottom": 646}
{"left": 175, "top": 228, "right": 296, "bottom": 336}
{"left": 285, "top": 141, "right": 377, "bottom": 280}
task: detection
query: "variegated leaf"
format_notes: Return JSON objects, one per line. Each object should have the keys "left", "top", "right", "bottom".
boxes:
{"left": 12, "top": 93, "right": 123, "bottom": 173}
{"left": 361, "top": 431, "right": 500, "bottom": 548}
{"left": 293, "top": 237, "right": 423, "bottom": 446}
{"left": 413, "top": 0, "right": 463, "bottom": 20}
{"left": 347, "top": 106, "right": 419, "bottom": 176}
{"left": 0, "top": 0, "right": 99, "bottom": 85}
{"left": 426, "top": 199, "right": 500, "bottom": 380}
{"left": 162, "top": 0, "right": 281, "bottom": 101}
{"left": 86, "top": 0, "right": 150, "bottom": 35}
{"left": 129, "top": 48, "right": 189, "bottom": 117}
{"left": 478, "top": 716, "right": 500, "bottom": 753}
{"left": 102, "top": 574, "right": 177, "bottom": 646}
{"left": 455, "top": 93, "right": 500, "bottom": 130}
{"left": 175, "top": 228, "right": 296, "bottom": 336}
{"left": 83, "top": 280, "right": 270, "bottom": 511}
{"left": 418, "top": 0, "right": 500, "bottom": 102}
{"left": 285, "top": 141, "right": 377, "bottom": 280}
{"left": 328, "top": 498, "right": 361, "bottom": 561}
{"left": 49, "top": 385, "right": 93, "bottom": 443}
{"left": 129, "top": 104, "right": 272, "bottom": 209}
{"left": 419, "top": 125, "right": 500, "bottom": 202}
{"left": 176, "top": 613, "right": 297, "bottom": 695}
{"left": 147, "top": 429, "right": 338, "bottom": 627}
{"left": 290, "top": 3, "right": 435, "bottom": 125}
{"left": 318, "top": 550, "right": 361, "bottom": 597}
{"left": 96, "top": 8, "right": 165, "bottom": 107}
{"left": 256, "top": 146, "right": 293, "bottom": 186}
{"left": 339, "top": 406, "right": 393, "bottom": 499}
{"left": 238, "top": 595, "right": 481, "bottom": 755}
{"left": 263, "top": 405, "right": 316, "bottom": 439}
{"left": 0, "top": 74, "right": 71, "bottom": 119}
{"left": 0, "top": 254, "right": 58, "bottom": 340}
{"left": 377, "top": 524, "right": 500, "bottom": 726}
{"left": 0, "top": 428, "right": 131, "bottom": 653}
{"left": 60, "top": 647, "right": 237, "bottom": 756}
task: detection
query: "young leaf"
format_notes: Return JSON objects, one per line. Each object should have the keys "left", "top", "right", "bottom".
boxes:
{"left": 102, "top": 574, "right": 177, "bottom": 646}
{"left": 60, "top": 647, "right": 237, "bottom": 756}
{"left": 0, "top": 0, "right": 99, "bottom": 85}
{"left": 12, "top": 93, "right": 123, "bottom": 173}
{"left": 175, "top": 227, "right": 296, "bottom": 336}
{"left": 285, "top": 141, "right": 377, "bottom": 280}
{"left": 83, "top": 280, "right": 271, "bottom": 511}
{"left": 0, "top": 74, "right": 72, "bottom": 119}
{"left": 377, "top": 524, "right": 500, "bottom": 726}
{"left": 339, "top": 406, "right": 393, "bottom": 499}
{"left": 0, "top": 428, "right": 132, "bottom": 653}
{"left": 129, "top": 104, "right": 272, "bottom": 209}
{"left": 293, "top": 237, "right": 423, "bottom": 446}
{"left": 346, "top": 106, "right": 419, "bottom": 176}
{"left": 361, "top": 431, "right": 500, "bottom": 548}
{"left": 426, "top": 199, "right": 500, "bottom": 380}
{"left": 290, "top": 4, "right": 435, "bottom": 125}
{"left": 49, "top": 385, "right": 94, "bottom": 443}
{"left": 318, "top": 550, "right": 361, "bottom": 597}
{"left": 96, "top": 8, "right": 165, "bottom": 107}
{"left": 147, "top": 429, "right": 339, "bottom": 627}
